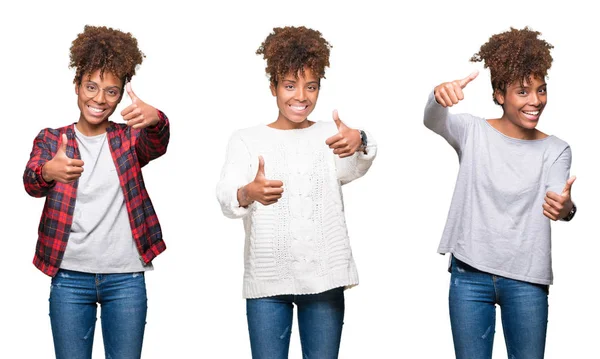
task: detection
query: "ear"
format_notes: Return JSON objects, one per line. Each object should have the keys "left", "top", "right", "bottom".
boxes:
{"left": 270, "top": 82, "right": 276, "bottom": 97}
{"left": 75, "top": 83, "right": 79, "bottom": 95}
{"left": 494, "top": 89, "right": 505, "bottom": 105}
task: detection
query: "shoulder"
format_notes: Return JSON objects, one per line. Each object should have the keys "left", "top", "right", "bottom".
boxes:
{"left": 446, "top": 113, "right": 482, "bottom": 136}
{"left": 545, "top": 135, "right": 569, "bottom": 149}
{"left": 108, "top": 121, "right": 128, "bottom": 130}
{"left": 546, "top": 135, "right": 571, "bottom": 161}
{"left": 458, "top": 113, "right": 484, "bottom": 125}
{"left": 224, "top": 125, "right": 269, "bottom": 150}
{"left": 34, "top": 124, "right": 74, "bottom": 141}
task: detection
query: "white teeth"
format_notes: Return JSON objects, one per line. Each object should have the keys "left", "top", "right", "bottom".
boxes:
{"left": 88, "top": 106, "right": 104, "bottom": 113}
{"left": 290, "top": 105, "right": 306, "bottom": 110}
{"left": 523, "top": 111, "right": 539, "bottom": 115}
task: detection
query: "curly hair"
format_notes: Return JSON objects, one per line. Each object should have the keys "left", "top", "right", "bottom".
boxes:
{"left": 256, "top": 26, "right": 332, "bottom": 85}
{"left": 470, "top": 27, "right": 553, "bottom": 105}
{"left": 69, "top": 25, "right": 145, "bottom": 85}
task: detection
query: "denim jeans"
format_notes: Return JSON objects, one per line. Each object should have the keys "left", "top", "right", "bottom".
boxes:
{"left": 449, "top": 256, "right": 549, "bottom": 359}
{"left": 246, "top": 287, "right": 345, "bottom": 359}
{"left": 49, "top": 269, "right": 147, "bottom": 359}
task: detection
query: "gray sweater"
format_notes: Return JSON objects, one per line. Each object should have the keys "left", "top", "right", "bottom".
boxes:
{"left": 424, "top": 92, "right": 571, "bottom": 285}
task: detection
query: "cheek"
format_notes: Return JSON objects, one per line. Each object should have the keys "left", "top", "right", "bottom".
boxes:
{"left": 277, "top": 95, "right": 290, "bottom": 108}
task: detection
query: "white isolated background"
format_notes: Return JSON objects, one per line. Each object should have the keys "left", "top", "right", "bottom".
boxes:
{"left": 1, "top": 0, "right": 597, "bottom": 358}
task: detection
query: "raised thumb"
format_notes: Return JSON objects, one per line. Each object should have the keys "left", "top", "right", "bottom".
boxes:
{"left": 59, "top": 133, "right": 68, "bottom": 155}
{"left": 562, "top": 176, "right": 576, "bottom": 196}
{"left": 256, "top": 156, "right": 265, "bottom": 177}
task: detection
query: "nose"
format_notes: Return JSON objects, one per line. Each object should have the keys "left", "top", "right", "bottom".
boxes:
{"left": 529, "top": 92, "right": 541, "bottom": 106}
{"left": 295, "top": 87, "right": 306, "bottom": 101}
{"left": 93, "top": 88, "right": 107, "bottom": 104}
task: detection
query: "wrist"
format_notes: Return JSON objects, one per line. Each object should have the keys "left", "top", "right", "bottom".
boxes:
{"left": 561, "top": 203, "right": 577, "bottom": 222}
{"left": 41, "top": 163, "right": 53, "bottom": 183}
{"left": 358, "top": 129, "right": 368, "bottom": 153}
{"left": 237, "top": 185, "right": 254, "bottom": 208}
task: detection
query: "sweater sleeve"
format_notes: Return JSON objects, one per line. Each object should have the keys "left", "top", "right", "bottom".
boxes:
{"left": 216, "top": 131, "right": 254, "bottom": 218}
{"left": 335, "top": 130, "right": 377, "bottom": 185}
{"left": 546, "top": 146, "right": 571, "bottom": 195}
{"left": 423, "top": 90, "right": 471, "bottom": 154}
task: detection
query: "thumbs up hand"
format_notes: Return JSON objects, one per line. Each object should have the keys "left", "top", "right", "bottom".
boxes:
{"left": 41, "top": 133, "right": 85, "bottom": 183}
{"left": 325, "top": 110, "right": 362, "bottom": 158}
{"left": 543, "top": 176, "right": 576, "bottom": 221}
{"left": 434, "top": 71, "right": 479, "bottom": 107}
{"left": 120, "top": 82, "right": 159, "bottom": 129}
{"left": 237, "top": 156, "right": 284, "bottom": 207}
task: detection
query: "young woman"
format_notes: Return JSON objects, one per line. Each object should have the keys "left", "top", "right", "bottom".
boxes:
{"left": 424, "top": 27, "right": 575, "bottom": 359}
{"left": 216, "top": 26, "right": 377, "bottom": 358}
{"left": 23, "top": 25, "right": 169, "bottom": 359}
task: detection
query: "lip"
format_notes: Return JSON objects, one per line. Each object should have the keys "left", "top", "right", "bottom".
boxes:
{"left": 87, "top": 104, "right": 107, "bottom": 117}
{"left": 288, "top": 104, "right": 309, "bottom": 114}
{"left": 521, "top": 109, "right": 542, "bottom": 121}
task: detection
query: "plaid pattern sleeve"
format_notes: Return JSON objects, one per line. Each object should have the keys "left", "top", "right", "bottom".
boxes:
{"left": 134, "top": 110, "right": 170, "bottom": 167}
{"left": 108, "top": 111, "right": 169, "bottom": 267}
{"left": 24, "top": 126, "right": 79, "bottom": 276}
{"left": 23, "top": 129, "right": 60, "bottom": 197}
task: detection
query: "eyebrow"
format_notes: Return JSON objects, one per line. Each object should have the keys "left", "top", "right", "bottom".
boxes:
{"left": 281, "top": 79, "right": 320, "bottom": 85}
{"left": 83, "top": 81, "right": 122, "bottom": 89}
{"left": 518, "top": 83, "right": 547, "bottom": 89}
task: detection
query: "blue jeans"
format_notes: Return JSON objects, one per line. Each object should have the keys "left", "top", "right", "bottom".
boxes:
{"left": 49, "top": 269, "right": 147, "bottom": 359}
{"left": 449, "top": 256, "right": 549, "bottom": 359}
{"left": 246, "top": 287, "right": 345, "bottom": 359}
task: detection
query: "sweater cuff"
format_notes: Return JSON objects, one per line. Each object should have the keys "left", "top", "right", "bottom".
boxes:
{"left": 357, "top": 130, "right": 377, "bottom": 160}
{"left": 224, "top": 186, "right": 253, "bottom": 218}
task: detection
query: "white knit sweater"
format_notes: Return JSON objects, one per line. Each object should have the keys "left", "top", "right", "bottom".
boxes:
{"left": 216, "top": 121, "right": 377, "bottom": 298}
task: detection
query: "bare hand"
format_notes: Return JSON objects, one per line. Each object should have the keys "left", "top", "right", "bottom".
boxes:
{"left": 325, "top": 110, "right": 362, "bottom": 158}
{"left": 238, "top": 156, "right": 284, "bottom": 206}
{"left": 42, "top": 134, "right": 85, "bottom": 183}
{"left": 543, "top": 176, "right": 576, "bottom": 221}
{"left": 120, "top": 82, "right": 159, "bottom": 129}
{"left": 434, "top": 71, "right": 479, "bottom": 107}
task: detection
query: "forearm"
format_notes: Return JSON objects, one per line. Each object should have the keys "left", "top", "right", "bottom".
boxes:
{"left": 23, "top": 162, "right": 54, "bottom": 197}
{"left": 336, "top": 131, "right": 377, "bottom": 185}
{"left": 423, "top": 91, "right": 450, "bottom": 133}
{"left": 135, "top": 110, "right": 170, "bottom": 166}
{"left": 216, "top": 181, "right": 253, "bottom": 219}
{"left": 24, "top": 133, "right": 55, "bottom": 197}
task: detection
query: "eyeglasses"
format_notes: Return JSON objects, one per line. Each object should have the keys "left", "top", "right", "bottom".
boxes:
{"left": 80, "top": 81, "right": 122, "bottom": 103}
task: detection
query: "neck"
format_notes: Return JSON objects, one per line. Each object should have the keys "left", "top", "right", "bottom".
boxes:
{"left": 76, "top": 119, "right": 109, "bottom": 136}
{"left": 269, "top": 115, "right": 313, "bottom": 130}
{"left": 488, "top": 117, "right": 544, "bottom": 140}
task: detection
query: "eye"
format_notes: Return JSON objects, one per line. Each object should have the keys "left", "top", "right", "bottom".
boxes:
{"left": 285, "top": 84, "right": 295, "bottom": 90}
{"left": 517, "top": 89, "right": 527, "bottom": 95}
{"left": 85, "top": 83, "right": 98, "bottom": 91}
{"left": 107, "top": 88, "right": 120, "bottom": 97}
{"left": 307, "top": 85, "right": 318, "bottom": 91}
{"left": 538, "top": 87, "right": 547, "bottom": 94}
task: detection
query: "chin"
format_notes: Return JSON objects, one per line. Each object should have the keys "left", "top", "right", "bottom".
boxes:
{"left": 84, "top": 115, "right": 109, "bottom": 126}
{"left": 285, "top": 115, "right": 307, "bottom": 123}
{"left": 522, "top": 123, "right": 538, "bottom": 130}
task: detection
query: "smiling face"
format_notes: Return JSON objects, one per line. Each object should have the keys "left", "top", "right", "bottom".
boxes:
{"left": 269, "top": 67, "right": 320, "bottom": 129}
{"left": 75, "top": 69, "right": 123, "bottom": 136}
{"left": 494, "top": 75, "right": 547, "bottom": 137}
